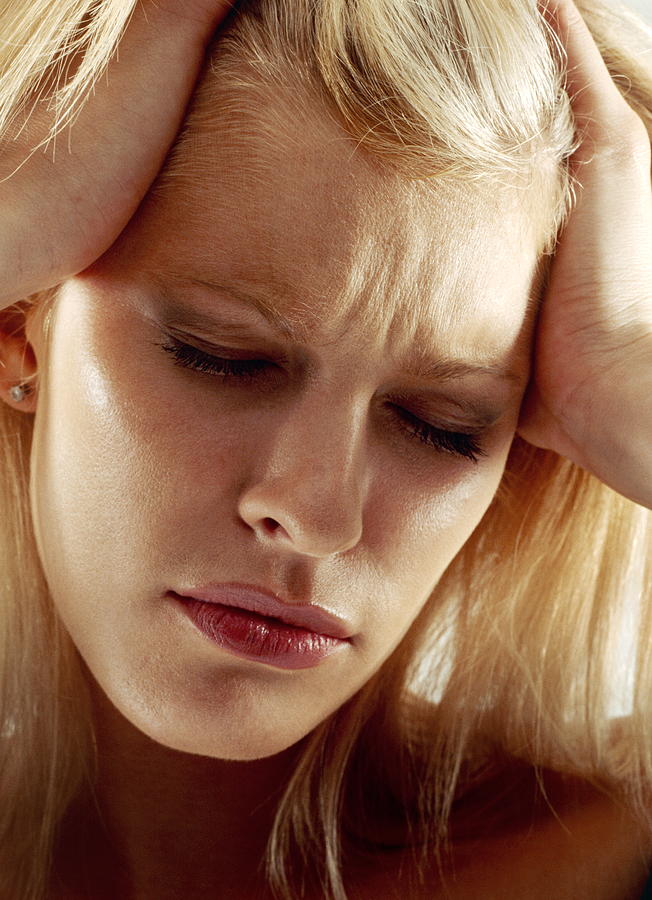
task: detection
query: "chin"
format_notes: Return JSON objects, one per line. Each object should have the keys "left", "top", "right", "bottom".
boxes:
{"left": 87, "top": 660, "right": 324, "bottom": 762}
{"left": 150, "top": 726, "right": 305, "bottom": 762}
{"left": 124, "top": 702, "right": 310, "bottom": 761}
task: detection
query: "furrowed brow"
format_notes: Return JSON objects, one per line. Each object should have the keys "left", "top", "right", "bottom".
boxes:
{"left": 168, "top": 276, "right": 310, "bottom": 342}
{"left": 156, "top": 275, "right": 525, "bottom": 386}
{"left": 406, "top": 357, "right": 522, "bottom": 384}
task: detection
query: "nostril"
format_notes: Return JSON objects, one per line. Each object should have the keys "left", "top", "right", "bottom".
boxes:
{"left": 262, "top": 517, "right": 283, "bottom": 535}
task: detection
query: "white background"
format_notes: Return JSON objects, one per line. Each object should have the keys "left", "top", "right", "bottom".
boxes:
{"left": 623, "top": 0, "right": 651, "bottom": 24}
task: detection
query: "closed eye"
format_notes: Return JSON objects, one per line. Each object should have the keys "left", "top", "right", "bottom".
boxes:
{"left": 157, "top": 336, "right": 487, "bottom": 463}
{"left": 159, "top": 337, "right": 272, "bottom": 380}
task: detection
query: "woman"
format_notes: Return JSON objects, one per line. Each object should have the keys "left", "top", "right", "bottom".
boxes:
{"left": 0, "top": 0, "right": 651, "bottom": 896}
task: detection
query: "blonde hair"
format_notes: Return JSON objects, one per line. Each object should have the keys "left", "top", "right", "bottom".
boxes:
{"left": 1, "top": 0, "right": 651, "bottom": 897}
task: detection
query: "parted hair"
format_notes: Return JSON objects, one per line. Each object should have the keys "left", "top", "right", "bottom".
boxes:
{"left": 0, "top": 1, "right": 651, "bottom": 898}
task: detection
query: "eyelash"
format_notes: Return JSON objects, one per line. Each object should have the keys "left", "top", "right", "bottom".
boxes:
{"left": 159, "top": 337, "right": 487, "bottom": 464}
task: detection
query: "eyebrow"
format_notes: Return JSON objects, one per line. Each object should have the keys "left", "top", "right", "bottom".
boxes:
{"left": 156, "top": 276, "right": 523, "bottom": 386}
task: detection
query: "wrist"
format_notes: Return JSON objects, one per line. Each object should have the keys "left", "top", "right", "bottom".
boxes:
{"left": 586, "top": 330, "right": 652, "bottom": 508}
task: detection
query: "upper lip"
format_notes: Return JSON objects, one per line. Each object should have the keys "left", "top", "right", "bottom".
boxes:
{"left": 171, "top": 583, "right": 354, "bottom": 640}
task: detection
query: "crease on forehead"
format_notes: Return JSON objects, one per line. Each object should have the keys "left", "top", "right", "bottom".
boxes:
{"left": 152, "top": 61, "right": 549, "bottom": 359}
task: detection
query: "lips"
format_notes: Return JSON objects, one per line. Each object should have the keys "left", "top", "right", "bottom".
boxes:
{"left": 169, "top": 583, "right": 354, "bottom": 640}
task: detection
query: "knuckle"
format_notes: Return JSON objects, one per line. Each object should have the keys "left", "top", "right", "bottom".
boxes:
{"left": 599, "top": 109, "right": 650, "bottom": 161}
{"left": 620, "top": 112, "right": 650, "bottom": 152}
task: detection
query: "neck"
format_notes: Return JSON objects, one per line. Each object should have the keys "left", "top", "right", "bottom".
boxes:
{"left": 52, "top": 676, "right": 306, "bottom": 900}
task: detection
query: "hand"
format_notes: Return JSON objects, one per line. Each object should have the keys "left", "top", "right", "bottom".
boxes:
{"left": 0, "top": 0, "right": 233, "bottom": 309}
{"left": 517, "top": 0, "right": 652, "bottom": 509}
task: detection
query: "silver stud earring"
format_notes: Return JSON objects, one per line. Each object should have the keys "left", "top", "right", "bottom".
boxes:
{"left": 9, "top": 383, "right": 30, "bottom": 403}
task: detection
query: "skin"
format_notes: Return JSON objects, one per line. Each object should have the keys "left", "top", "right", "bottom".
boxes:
{"left": 14, "top": 75, "right": 540, "bottom": 898}
{"left": 517, "top": 0, "right": 652, "bottom": 508}
{"left": 0, "top": 0, "right": 234, "bottom": 306}
{"left": 0, "top": 0, "right": 650, "bottom": 896}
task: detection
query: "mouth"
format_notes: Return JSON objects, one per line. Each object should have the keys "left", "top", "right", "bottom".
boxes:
{"left": 171, "top": 596, "right": 350, "bottom": 670}
{"left": 170, "top": 583, "right": 354, "bottom": 639}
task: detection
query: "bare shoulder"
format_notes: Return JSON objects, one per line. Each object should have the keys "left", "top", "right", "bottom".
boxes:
{"left": 342, "top": 708, "right": 652, "bottom": 900}
{"left": 345, "top": 784, "right": 652, "bottom": 899}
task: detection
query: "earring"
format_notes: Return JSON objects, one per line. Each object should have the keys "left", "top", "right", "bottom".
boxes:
{"left": 9, "top": 383, "right": 30, "bottom": 403}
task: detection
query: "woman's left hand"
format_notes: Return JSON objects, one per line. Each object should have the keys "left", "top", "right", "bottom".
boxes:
{"left": 517, "top": 0, "right": 652, "bottom": 509}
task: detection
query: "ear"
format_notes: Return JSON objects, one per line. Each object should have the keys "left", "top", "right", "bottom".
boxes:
{"left": 0, "top": 304, "right": 39, "bottom": 413}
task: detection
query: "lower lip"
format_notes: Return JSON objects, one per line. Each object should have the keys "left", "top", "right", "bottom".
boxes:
{"left": 173, "top": 596, "right": 348, "bottom": 670}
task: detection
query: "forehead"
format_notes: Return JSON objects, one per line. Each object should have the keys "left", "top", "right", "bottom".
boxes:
{"left": 126, "top": 80, "right": 543, "bottom": 368}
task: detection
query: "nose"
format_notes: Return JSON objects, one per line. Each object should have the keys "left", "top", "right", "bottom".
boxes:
{"left": 237, "top": 390, "right": 368, "bottom": 558}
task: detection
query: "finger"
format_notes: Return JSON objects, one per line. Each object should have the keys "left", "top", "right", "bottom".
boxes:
{"left": 540, "top": 0, "right": 645, "bottom": 141}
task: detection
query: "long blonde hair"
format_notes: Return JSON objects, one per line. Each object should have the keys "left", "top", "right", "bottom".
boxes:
{"left": 1, "top": 1, "right": 651, "bottom": 898}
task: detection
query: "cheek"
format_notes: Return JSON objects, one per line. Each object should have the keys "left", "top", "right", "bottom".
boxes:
{"left": 368, "top": 421, "right": 509, "bottom": 576}
{"left": 28, "top": 285, "right": 242, "bottom": 609}
{"left": 326, "top": 458, "right": 507, "bottom": 692}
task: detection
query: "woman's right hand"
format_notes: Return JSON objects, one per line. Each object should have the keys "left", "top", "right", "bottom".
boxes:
{"left": 0, "top": 0, "right": 233, "bottom": 309}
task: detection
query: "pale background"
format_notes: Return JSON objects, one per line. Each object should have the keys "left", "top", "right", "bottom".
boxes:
{"left": 623, "top": 0, "right": 651, "bottom": 23}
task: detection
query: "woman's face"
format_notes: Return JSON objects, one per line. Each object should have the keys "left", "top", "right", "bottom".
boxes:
{"left": 23, "top": 97, "right": 541, "bottom": 761}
